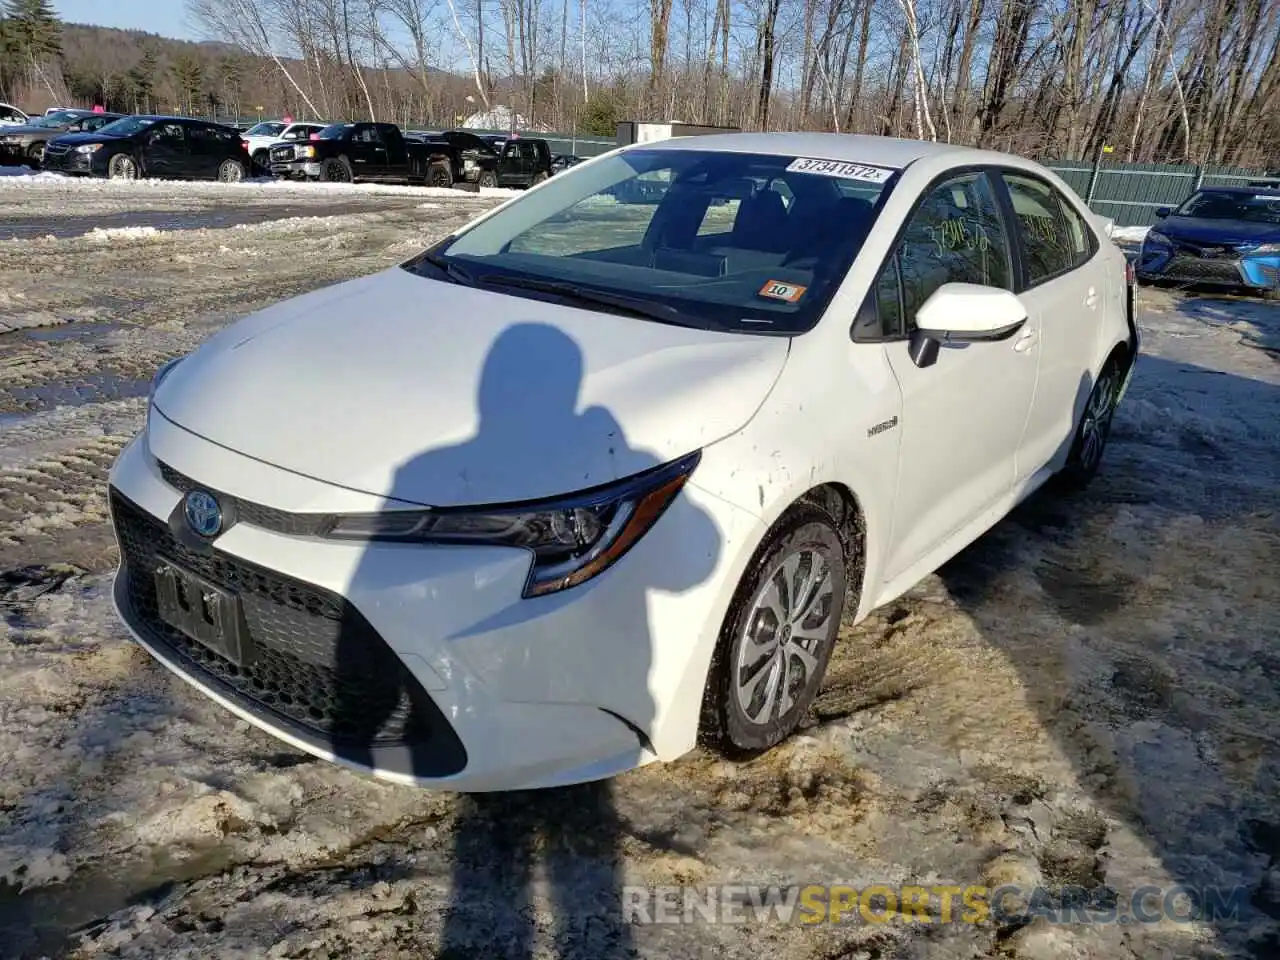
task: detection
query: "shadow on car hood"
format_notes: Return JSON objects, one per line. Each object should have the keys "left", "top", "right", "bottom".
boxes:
{"left": 154, "top": 267, "right": 790, "bottom": 506}
{"left": 1158, "top": 217, "right": 1280, "bottom": 245}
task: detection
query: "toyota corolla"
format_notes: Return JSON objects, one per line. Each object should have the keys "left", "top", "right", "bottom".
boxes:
{"left": 108, "top": 133, "right": 1138, "bottom": 792}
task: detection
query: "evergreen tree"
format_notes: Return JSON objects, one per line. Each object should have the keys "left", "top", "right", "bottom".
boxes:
{"left": 5, "top": 0, "right": 61, "bottom": 60}
{"left": 127, "top": 44, "right": 159, "bottom": 114}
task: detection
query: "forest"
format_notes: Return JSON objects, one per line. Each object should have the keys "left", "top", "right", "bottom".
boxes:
{"left": 2, "top": 0, "right": 1278, "bottom": 165}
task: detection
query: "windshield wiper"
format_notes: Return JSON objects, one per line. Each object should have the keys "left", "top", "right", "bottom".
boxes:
{"left": 477, "top": 273, "right": 707, "bottom": 328}
{"left": 414, "top": 251, "right": 477, "bottom": 286}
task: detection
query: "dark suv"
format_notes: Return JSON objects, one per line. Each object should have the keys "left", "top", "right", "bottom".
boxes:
{"left": 423, "top": 131, "right": 553, "bottom": 188}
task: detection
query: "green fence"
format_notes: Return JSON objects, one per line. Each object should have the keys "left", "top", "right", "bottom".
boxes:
{"left": 1043, "top": 160, "right": 1276, "bottom": 227}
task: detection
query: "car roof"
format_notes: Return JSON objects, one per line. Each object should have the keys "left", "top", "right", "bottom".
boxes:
{"left": 1191, "top": 184, "right": 1280, "bottom": 196}
{"left": 634, "top": 131, "right": 1013, "bottom": 171}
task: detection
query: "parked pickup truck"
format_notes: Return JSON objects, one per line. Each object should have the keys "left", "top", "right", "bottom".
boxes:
{"left": 269, "top": 121, "right": 454, "bottom": 186}
{"left": 420, "top": 131, "right": 554, "bottom": 189}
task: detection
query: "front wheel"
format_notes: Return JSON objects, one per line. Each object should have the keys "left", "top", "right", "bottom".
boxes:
{"left": 108, "top": 153, "right": 138, "bottom": 180}
{"left": 700, "top": 504, "right": 847, "bottom": 757}
{"left": 218, "top": 158, "right": 246, "bottom": 183}
{"left": 26, "top": 142, "right": 43, "bottom": 167}
{"left": 320, "top": 156, "right": 353, "bottom": 183}
{"left": 477, "top": 170, "right": 498, "bottom": 189}
{"left": 529, "top": 171, "right": 548, "bottom": 186}
{"left": 1058, "top": 360, "right": 1121, "bottom": 488}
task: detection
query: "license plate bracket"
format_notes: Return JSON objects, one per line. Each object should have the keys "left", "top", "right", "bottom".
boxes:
{"left": 154, "top": 561, "right": 254, "bottom": 667}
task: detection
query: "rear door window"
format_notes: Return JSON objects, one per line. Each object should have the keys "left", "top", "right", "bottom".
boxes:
{"left": 1000, "top": 173, "right": 1093, "bottom": 284}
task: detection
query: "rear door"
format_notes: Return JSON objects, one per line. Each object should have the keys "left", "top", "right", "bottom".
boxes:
{"left": 498, "top": 140, "right": 525, "bottom": 186}
{"left": 183, "top": 122, "right": 227, "bottom": 178}
{"left": 348, "top": 123, "right": 388, "bottom": 178}
{"left": 142, "top": 121, "right": 187, "bottom": 178}
{"left": 995, "top": 171, "right": 1105, "bottom": 481}
{"left": 378, "top": 124, "right": 408, "bottom": 177}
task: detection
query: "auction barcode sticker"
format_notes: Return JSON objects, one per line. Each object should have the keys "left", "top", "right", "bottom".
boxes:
{"left": 785, "top": 158, "right": 894, "bottom": 183}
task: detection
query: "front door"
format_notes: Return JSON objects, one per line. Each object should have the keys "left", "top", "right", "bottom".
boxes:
{"left": 878, "top": 170, "right": 1040, "bottom": 582}
{"left": 997, "top": 171, "right": 1107, "bottom": 479}
{"left": 142, "top": 121, "right": 187, "bottom": 178}
{"left": 498, "top": 141, "right": 525, "bottom": 186}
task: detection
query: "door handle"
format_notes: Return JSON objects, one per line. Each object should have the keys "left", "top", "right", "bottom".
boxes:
{"left": 1085, "top": 287, "right": 1099, "bottom": 309}
{"left": 1013, "top": 328, "right": 1038, "bottom": 353}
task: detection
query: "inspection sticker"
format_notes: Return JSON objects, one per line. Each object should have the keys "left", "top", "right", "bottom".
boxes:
{"left": 785, "top": 157, "right": 894, "bottom": 183}
{"left": 758, "top": 279, "right": 808, "bottom": 303}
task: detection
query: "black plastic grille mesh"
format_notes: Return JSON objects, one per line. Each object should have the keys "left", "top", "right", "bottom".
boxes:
{"left": 158, "top": 461, "right": 328, "bottom": 537}
{"left": 111, "top": 489, "right": 436, "bottom": 746}
{"left": 1164, "top": 255, "right": 1244, "bottom": 283}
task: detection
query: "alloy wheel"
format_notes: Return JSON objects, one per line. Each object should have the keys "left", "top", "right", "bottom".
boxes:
{"left": 734, "top": 546, "right": 836, "bottom": 725}
{"left": 1079, "top": 368, "right": 1118, "bottom": 471}
{"left": 110, "top": 155, "right": 137, "bottom": 180}
{"left": 219, "top": 160, "right": 245, "bottom": 183}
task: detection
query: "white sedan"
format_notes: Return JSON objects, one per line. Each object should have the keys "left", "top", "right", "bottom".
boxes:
{"left": 108, "top": 133, "right": 1138, "bottom": 791}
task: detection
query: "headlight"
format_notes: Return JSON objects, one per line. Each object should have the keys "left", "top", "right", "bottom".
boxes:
{"left": 149, "top": 357, "right": 184, "bottom": 401}
{"left": 1242, "top": 242, "right": 1280, "bottom": 255}
{"left": 1145, "top": 230, "right": 1172, "bottom": 246}
{"left": 73, "top": 143, "right": 102, "bottom": 154}
{"left": 323, "top": 450, "right": 701, "bottom": 597}
{"left": 295, "top": 145, "right": 315, "bottom": 158}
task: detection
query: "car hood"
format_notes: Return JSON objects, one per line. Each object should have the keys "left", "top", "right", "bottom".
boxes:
{"left": 0, "top": 123, "right": 64, "bottom": 137}
{"left": 50, "top": 131, "right": 119, "bottom": 146}
{"left": 153, "top": 267, "right": 790, "bottom": 507}
{"left": 1155, "top": 217, "right": 1280, "bottom": 245}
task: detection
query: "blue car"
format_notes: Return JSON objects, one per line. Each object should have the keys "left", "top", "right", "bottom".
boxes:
{"left": 1137, "top": 186, "right": 1280, "bottom": 299}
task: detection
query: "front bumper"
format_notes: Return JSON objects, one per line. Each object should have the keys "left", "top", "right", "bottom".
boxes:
{"left": 38, "top": 147, "right": 95, "bottom": 175}
{"left": 107, "top": 413, "right": 760, "bottom": 791}
{"left": 0, "top": 142, "right": 31, "bottom": 165}
{"left": 1137, "top": 246, "right": 1280, "bottom": 291}
{"left": 269, "top": 160, "right": 321, "bottom": 179}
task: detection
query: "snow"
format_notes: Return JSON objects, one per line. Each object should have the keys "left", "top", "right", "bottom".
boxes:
{"left": 0, "top": 168, "right": 522, "bottom": 200}
{"left": 1110, "top": 225, "right": 1150, "bottom": 243}
{"left": 0, "top": 184, "right": 1278, "bottom": 959}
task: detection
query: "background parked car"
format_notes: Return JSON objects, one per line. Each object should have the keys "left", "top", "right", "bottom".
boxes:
{"left": 1137, "top": 186, "right": 1280, "bottom": 299}
{"left": 551, "top": 153, "right": 586, "bottom": 175}
{"left": 42, "top": 115, "right": 251, "bottom": 182}
{"left": 269, "top": 121, "right": 453, "bottom": 186}
{"left": 0, "top": 103, "right": 27, "bottom": 127}
{"left": 242, "top": 119, "right": 326, "bottom": 172}
{"left": 0, "top": 108, "right": 122, "bottom": 167}
{"left": 421, "top": 130, "right": 553, "bottom": 188}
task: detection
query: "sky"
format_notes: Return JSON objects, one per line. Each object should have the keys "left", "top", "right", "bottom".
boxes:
{"left": 53, "top": 0, "right": 199, "bottom": 42}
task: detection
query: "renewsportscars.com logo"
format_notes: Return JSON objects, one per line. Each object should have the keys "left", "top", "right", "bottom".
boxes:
{"left": 622, "top": 883, "right": 1255, "bottom": 926}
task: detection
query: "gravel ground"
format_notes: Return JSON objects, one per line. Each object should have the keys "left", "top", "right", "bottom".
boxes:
{"left": 0, "top": 175, "right": 1278, "bottom": 960}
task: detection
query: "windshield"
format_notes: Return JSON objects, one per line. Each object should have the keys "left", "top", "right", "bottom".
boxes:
{"left": 245, "top": 122, "right": 285, "bottom": 137}
{"left": 31, "top": 111, "right": 81, "bottom": 127}
{"left": 410, "top": 148, "right": 897, "bottom": 334}
{"left": 316, "top": 123, "right": 352, "bottom": 139}
{"left": 95, "top": 116, "right": 158, "bottom": 137}
{"left": 1176, "top": 190, "right": 1280, "bottom": 225}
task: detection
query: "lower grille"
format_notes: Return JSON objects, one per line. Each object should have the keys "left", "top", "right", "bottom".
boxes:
{"left": 1163, "top": 255, "right": 1243, "bottom": 283}
{"left": 110, "top": 488, "right": 466, "bottom": 773}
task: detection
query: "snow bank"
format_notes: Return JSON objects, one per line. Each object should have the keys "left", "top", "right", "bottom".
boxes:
{"left": 1111, "top": 225, "right": 1150, "bottom": 243}
{"left": 0, "top": 169, "right": 520, "bottom": 200}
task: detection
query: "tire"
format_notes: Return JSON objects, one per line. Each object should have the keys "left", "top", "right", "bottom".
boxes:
{"left": 251, "top": 149, "right": 269, "bottom": 172}
{"left": 427, "top": 161, "right": 452, "bottom": 189}
{"left": 26, "top": 142, "right": 43, "bottom": 167}
{"left": 1260, "top": 286, "right": 1280, "bottom": 302}
{"left": 320, "top": 156, "right": 353, "bottom": 183}
{"left": 700, "top": 503, "right": 847, "bottom": 757}
{"left": 477, "top": 170, "right": 498, "bottom": 189}
{"left": 217, "top": 158, "right": 246, "bottom": 183}
{"left": 108, "top": 153, "right": 138, "bottom": 181}
{"left": 530, "top": 171, "right": 548, "bottom": 186}
{"left": 1058, "top": 359, "right": 1122, "bottom": 489}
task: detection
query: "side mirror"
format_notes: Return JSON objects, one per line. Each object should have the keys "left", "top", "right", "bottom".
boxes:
{"left": 1154, "top": 206, "right": 1171, "bottom": 218}
{"left": 908, "top": 283, "right": 1028, "bottom": 369}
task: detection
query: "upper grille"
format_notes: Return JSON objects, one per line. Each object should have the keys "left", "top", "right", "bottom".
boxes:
{"left": 270, "top": 144, "right": 294, "bottom": 162}
{"left": 158, "top": 461, "right": 328, "bottom": 537}
{"left": 110, "top": 488, "right": 464, "bottom": 769}
{"left": 43, "top": 142, "right": 69, "bottom": 156}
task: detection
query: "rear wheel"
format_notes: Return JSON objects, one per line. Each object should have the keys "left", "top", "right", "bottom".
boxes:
{"left": 1058, "top": 359, "right": 1121, "bottom": 488}
{"left": 320, "top": 156, "right": 353, "bottom": 183}
{"left": 427, "top": 161, "right": 452, "bottom": 189}
{"left": 218, "top": 158, "right": 246, "bottom": 183}
{"left": 478, "top": 170, "right": 498, "bottom": 189}
{"left": 108, "top": 153, "right": 138, "bottom": 180}
{"left": 530, "top": 171, "right": 548, "bottom": 186}
{"left": 700, "top": 504, "right": 847, "bottom": 757}
{"left": 251, "top": 149, "right": 269, "bottom": 172}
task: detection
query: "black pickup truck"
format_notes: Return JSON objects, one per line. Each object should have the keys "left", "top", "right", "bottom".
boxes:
{"left": 420, "top": 131, "right": 554, "bottom": 189}
{"left": 269, "top": 121, "right": 454, "bottom": 186}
